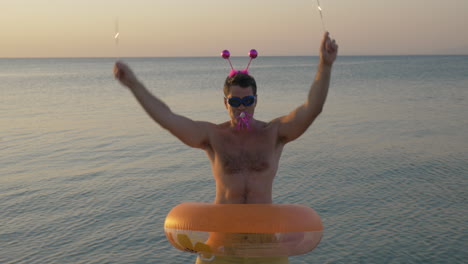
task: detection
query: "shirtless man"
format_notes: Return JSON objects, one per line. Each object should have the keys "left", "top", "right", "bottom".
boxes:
{"left": 114, "top": 32, "right": 338, "bottom": 263}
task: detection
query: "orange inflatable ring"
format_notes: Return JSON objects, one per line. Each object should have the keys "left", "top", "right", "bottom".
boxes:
{"left": 164, "top": 202, "right": 323, "bottom": 260}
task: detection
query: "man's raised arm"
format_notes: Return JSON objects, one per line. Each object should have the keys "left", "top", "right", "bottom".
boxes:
{"left": 276, "top": 32, "right": 338, "bottom": 143}
{"left": 114, "top": 62, "right": 211, "bottom": 149}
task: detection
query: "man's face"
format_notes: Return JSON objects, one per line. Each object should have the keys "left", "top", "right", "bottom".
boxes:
{"left": 224, "top": 85, "right": 257, "bottom": 121}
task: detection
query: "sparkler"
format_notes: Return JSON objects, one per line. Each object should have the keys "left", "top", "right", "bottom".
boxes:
{"left": 316, "top": 0, "right": 326, "bottom": 32}
{"left": 114, "top": 17, "right": 120, "bottom": 59}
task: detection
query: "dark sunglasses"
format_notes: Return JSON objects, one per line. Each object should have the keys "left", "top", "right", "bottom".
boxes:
{"left": 225, "top": 96, "right": 256, "bottom": 107}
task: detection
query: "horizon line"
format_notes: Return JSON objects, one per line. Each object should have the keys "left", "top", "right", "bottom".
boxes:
{"left": 1, "top": 53, "right": 467, "bottom": 59}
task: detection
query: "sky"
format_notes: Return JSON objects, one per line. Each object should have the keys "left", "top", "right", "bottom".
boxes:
{"left": 1, "top": 0, "right": 468, "bottom": 57}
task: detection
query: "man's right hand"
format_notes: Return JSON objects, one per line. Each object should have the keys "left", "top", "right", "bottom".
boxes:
{"left": 114, "top": 61, "right": 139, "bottom": 89}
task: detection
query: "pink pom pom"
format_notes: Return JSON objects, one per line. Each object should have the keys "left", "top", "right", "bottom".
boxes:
{"left": 228, "top": 69, "right": 239, "bottom": 78}
{"left": 249, "top": 49, "right": 258, "bottom": 59}
{"left": 222, "top": 50, "right": 230, "bottom": 59}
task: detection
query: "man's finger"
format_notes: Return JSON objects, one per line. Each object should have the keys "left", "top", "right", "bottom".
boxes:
{"left": 113, "top": 64, "right": 120, "bottom": 79}
{"left": 321, "top": 31, "right": 329, "bottom": 51}
{"left": 329, "top": 39, "right": 336, "bottom": 52}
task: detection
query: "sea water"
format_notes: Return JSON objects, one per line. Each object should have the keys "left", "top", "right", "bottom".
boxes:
{"left": 1, "top": 56, "right": 467, "bottom": 263}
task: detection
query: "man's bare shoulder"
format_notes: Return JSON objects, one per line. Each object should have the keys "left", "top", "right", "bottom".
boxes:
{"left": 193, "top": 120, "right": 226, "bottom": 129}
{"left": 201, "top": 121, "right": 231, "bottom": 137}
{"left": 265, "top": 118, "right": 289, "bottom": 142}
{"left": 264, "top": 118, "right": 282, "bottom": 129}
{"left": 216, "top": 121, "right": 231, "bottom": 129}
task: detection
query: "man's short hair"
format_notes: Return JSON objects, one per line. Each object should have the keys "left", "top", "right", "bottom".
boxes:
{"left": 224, "top": 73, "right": 257, "bottom": 96}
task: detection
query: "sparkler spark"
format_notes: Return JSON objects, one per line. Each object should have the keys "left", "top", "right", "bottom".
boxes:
{"left": 115, "top": 18, "right": 120, "bottom": 43}
{"left": 316, "top": 0, "right": 326, "bottom": 32}
{"left": 115, "top": 17, "right": 120, "bottom": 59}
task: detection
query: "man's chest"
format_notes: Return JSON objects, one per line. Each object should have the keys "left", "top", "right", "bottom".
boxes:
{"left": 209, "top": 129, "right": 282, "bottom": 173}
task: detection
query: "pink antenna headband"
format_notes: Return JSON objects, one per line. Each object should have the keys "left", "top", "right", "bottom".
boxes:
{"left": 221, "top": 49, "right": 258, "bottom": 77}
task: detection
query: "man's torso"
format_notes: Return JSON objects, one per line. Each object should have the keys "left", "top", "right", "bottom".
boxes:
{"left": 204, "top": 120, "right": 285, "bottom": 204}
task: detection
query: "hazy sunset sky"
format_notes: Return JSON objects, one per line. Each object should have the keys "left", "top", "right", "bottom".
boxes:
{"left": 2, "top": 0, "right": 468, "bottom": 57}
